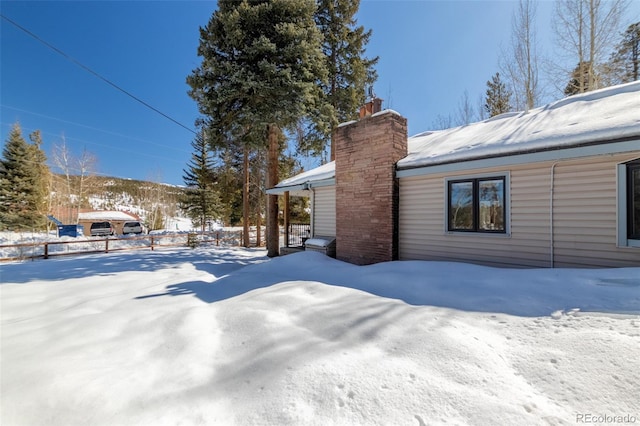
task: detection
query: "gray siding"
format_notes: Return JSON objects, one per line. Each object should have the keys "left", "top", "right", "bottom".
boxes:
{"left": 399, "top": 152, "right": 640, "bottom": 268}
{"left": 313, "top": 186, "right": 336, "bottom": 237}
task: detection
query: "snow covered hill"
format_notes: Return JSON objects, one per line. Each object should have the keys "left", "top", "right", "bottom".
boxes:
{"left": 49, "top": 174, "right": 187, "bottom": 229}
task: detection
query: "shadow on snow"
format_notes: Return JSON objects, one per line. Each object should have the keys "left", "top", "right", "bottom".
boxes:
{"left": 1, "top": 247, "right": 268, "bottom": 284}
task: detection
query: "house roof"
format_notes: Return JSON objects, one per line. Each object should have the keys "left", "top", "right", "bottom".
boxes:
{"left": 276, "top": 160, "right": 336, "bottom": 190}
{"left": 269, "top": 81, "right": 640, "bottom": 193}
{"left": 399, "top": 80, "right": 640, "bottom": 170}
{"left": 78, "top": 211, "right": 138, "bottom": 221}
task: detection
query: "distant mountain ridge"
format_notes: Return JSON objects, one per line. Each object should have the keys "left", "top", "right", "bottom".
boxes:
{"left": 50, "top": 174, "right": 186, "bottom": 229}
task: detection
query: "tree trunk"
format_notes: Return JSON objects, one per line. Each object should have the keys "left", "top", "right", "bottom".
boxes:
{"left": 255, "top": 149, "right": 263, "bottom": 247}
{"left": 577, "top": 0, "right": 585, "bottom": 93}
{"left": 266, "top": 124, "right": 280, "bottom": 257}
{"left": 243, "top": 146, "right": 250, "bottom": 247}
{"left": 254, "top": 150, "right": 263, "bottom": 247}
{"left": 330, "top": 49, "right": 337, "bottom": 162}
{"left": 589, "top": 0, "right": 596, "bottom": 90}
{"left": 330, "top": 131, "right": 335, "bottom": 162}
{"left": 283, "top": 191, "right": 290, "bottom": 248}
{"left": 256, "top": 208, "right": 262, "bottom": 247}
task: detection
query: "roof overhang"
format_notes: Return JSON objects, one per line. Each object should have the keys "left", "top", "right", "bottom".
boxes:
{"left": 396, "top": 137, "right": 640, "bottom": 178}
{"left": 266, "top": 178, "right": 336, "bottom": 195}
{"left": 266, "top": 138, "right": 640, "bottom": 189}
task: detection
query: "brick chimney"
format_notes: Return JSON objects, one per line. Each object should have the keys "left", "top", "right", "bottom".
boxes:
{"left": 358, "top": 97, "right": 383, "bottom": 118}
{"left": 334, "top": 108, "right": 408, "bottom": 265}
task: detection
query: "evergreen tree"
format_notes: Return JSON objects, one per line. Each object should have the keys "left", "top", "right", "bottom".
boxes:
{"left": 187, "top": 0, "right": 328, "bottom": 257}
{"left": 180, "top": 131, "right": 221, "bottom": 232}
{"left": 312, "top": 0, "right": 378, "bottom": 159}
{"left": 28, "top": 130, "right": 51, "bottom": 224}
{"left": 484, "top": 73, "right": 512, "bottom": 117}
{"left": 564, "top": 61, "right": 594, "bottom": 95}
{"left": 607, "top": 22, "right": 640, "bottom": 84}
{"left": 213, "top": 146, "right": 243, "bottom": 227}
{"left": 0, "top": 123, "right": 49, "bottom": 230}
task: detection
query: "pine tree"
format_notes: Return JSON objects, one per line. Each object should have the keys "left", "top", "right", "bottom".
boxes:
{"left": 180, "top": 131, "right": 221, "bottom": 232}
{"left": 28, "top": 130, "right": 51, "bottom": 224}
{"left": 187, "top": 0, "right": 328, "bottom": 257}
{"left": 564, "top": 61, "right": 594, "bottom": 95}
{"left": 607, "top": 22, "right": 640, "bottom": 84}
{"left": 312, "top": 0, "right": 378, "bottom": 160}
{"left": 214, "top": 147, "right": 243, "bottom": 227}
{"left": 0, "top": 123, "right": 49, "bottom": 230}
{"left": 484, "top": 73, "right": 512, "bottom": 117}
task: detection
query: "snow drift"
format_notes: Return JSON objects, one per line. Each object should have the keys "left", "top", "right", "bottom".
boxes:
{"left": 1, "top": 248, "right": 639, "bottom": 425}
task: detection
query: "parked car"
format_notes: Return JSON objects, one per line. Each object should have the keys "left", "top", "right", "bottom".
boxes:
{"left": 122, "top": 221, "right": 143, "bottom": 235}
{"left": 90, "top": 221, "right": 115, "bottom": 237}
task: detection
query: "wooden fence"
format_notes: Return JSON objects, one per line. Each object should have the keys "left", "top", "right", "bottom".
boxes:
{"left": 0, "top": 231, "right": 244, "bottom": 262}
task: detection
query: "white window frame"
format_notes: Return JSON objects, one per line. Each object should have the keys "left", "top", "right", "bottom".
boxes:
{"left": 617, "top": 160, "right": 640, "bottom": 248}
{"left": 444, "top": 171, "right": 511, "bottom": 236}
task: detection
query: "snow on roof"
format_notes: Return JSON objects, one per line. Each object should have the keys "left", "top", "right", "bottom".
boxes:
{"left": 275, "top": 160, "right": 335, "bottom": 189}
{"left": 398, "top": 80, "right": 640, "bottom": 169}
{"left": 78, "top": 211, "right": 137, "bottom": 221}
{"left": 275, "top": 81, "right": 640, "bottom": 186}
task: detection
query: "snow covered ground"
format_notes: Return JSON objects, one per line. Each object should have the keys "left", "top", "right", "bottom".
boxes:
{"left": 0, "top": 228, "right": 244, "bottom": 260}
{"left": 1, "top": 248, "right": 639, "bottom": 426}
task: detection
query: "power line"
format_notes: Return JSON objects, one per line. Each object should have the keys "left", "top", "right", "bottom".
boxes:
{"left": 1, "top": 121, "right": 188, "bottom": 165}
{"left": 1, "top": 128, "right": 186, "bottom": 183}
{"left": 1, "top": 105, "right": 191, "bottom": 155}
{"left": 1, "top": 14, "right": 197, "bottom": 136}
{"left": 10, "top": 154, "right": 184, "bottom": 185}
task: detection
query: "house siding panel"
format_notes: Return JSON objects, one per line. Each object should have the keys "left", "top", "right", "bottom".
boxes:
{"left": 399, "top": 152, "right": 640, "bottom": 268}
{"left": 313, "top": 186, "right": 336, "bottom": 237}
{"left": 552, "top": 154, "right": 640, "bottom": 267}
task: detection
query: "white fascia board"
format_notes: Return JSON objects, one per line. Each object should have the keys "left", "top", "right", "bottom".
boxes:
{"left": 265, "top": 184, "right": 307, "bottom": 195}
{"left": 265, "top": 178, "right": 335, "bottom": 195}
{"left": 309, "top": 178, "right": 335, "bottom": 188}
{"left": 396, "top": 139, "right": 640, "bottom": 178}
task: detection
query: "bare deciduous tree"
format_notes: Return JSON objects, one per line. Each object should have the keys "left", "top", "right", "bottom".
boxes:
{"left": 430, "top": 91, "right": 483, "bottom": 130}
{"left": 76, "top": 148, "right": 97, "bottom": 214}
{"left": 140, "top": 170, "right": 172, "bottom": 231}
{"left": 51, "top": 138, "right": 98, "bottom": 223}
{"left": 51, "top": 137, "right": 75, "bottom": 222}
{"left": 454, "top": 90, "right": 477, "bottom": 126}
{"left": 552, "top": 0, "right": 629, "bottom": 94}
{"left": 500, "top": 0, "right": 541, "bottom": 110}
{"left": 431, "top": 114, "right": 454, "bottom": 131}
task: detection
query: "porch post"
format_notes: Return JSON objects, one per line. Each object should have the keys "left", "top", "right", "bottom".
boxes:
{"left": 284, "top": 191, "right": 290, "bottom": 248}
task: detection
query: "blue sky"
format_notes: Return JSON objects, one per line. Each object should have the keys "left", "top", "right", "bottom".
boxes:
{"left": 1, "top": 1, "right": 638, "bottom": 186}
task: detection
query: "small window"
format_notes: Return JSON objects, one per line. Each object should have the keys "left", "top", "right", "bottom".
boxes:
{"left": 448, "top": 176, "right": 506, "bottom": 233}
{"left": 627, "top": 161, "right": 640, "bottom": 240}
{"left": 617, "top": 159, "right": 640, "bottom": 248}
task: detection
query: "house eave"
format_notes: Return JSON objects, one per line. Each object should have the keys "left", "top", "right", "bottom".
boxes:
{"left": 266, "top": 178, "right": 336, "bottom": 195}
{"left": 396, "top": 137, "right": 640, "bottom": 178}
{"left": 309, "top": 178, "right": 336, "bottom": 189}
{"left": 266, "top": 184, "right": 306, "bottom": 195}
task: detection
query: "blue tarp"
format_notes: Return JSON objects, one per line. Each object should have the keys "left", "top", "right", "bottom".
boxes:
{"left": 47, "top": 215, "right": 63, "bottom": 226}
{"left": 57, "top": 224, "right": 84, "bottom": 238}
{"left": 47, "top": 215, "right": 83, "bottom": 237}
